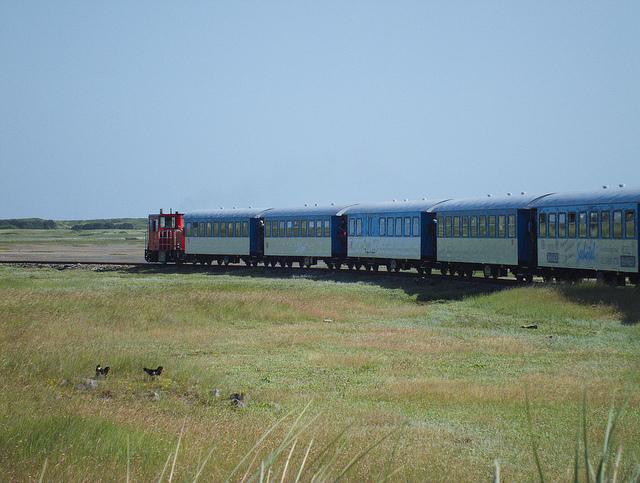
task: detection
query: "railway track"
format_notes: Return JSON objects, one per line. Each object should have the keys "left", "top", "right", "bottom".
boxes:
{"left": 0, "top": 259, "right": 525, "bottom": 286}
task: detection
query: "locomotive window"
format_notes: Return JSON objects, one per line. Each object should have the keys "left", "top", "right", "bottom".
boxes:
{"left": 379, "top": 218, "right": 386, "bottom": 236}
{"left": 613, "top": 211, "right": 623, "bottom": 239}
{"left": 568, "top": 213, "right": 576, "bottom": 238}
{"left": 589, "top": 212, "right": 598, "bottom": 238}
{"left": 453, "top": 216, "right": 460, "bottom": 237}
{"left": 404, "top": 217, "right": 411, "bottom": 237}
{"left": 600, "top": 211, "right": 610, "bottom": 239}
{"left": 308, "top": 220, "right": 315, "bottom": 237}
{"left": 625, "top": 210, "right": 635, "bottom": 239}
{"left": 387, "top": 217, "right": 394, "bottom": 237}
{"left": 279, "top": 221, "right": 285, "bottom": 237}
{"left": 498, "top": 215, "right": 506, "bottom": 238}
{"left": 558, "top": 213, "right": 566, "bottom": 238}
{"left": 508, "top": 215, "right": 516, "bottom": 238}
{"left": 579, "top": 212, "right": 587, "bottom": 238}
{"left": 355, "top": 218, "right": 362, "bottom": 236}
{"left": 437, "top": 216, "right": 444, "bottom": 238}
{"left": 293, "top": 220, "right": 299, "bottom": 237}
{"left": 301, "top": 220, "right": 308, "bottom": 237}
{"left": 412, "top": 217, "right": 419, "bottom": 236}
{"left": 462, "top": 216, "right": 469, "bottom": 238}
{"left": 538, "top": 213, "right": 547, "bottom": 238}
{"left": 488, "top": 215, "right": 497, "bottom": 238}
{"left": 470, "top": 216, "right": 478, "bottom": 237}
{"left": 265, "top": 221, "right": 270, "bottom": 238}
{"left": 445, "top": 216, "right": 452, "bottom": 238}
{"left": 548, "top": 213, "right": 556, "bottom": 238}
{"left": 316, "top": 220, "right": 323, "bottom": 237}
{"left": 479, "top": 216, "right": 487, "bottom": 237}
{"left": 242, "top": 221, "right": 248, "bottom": 237}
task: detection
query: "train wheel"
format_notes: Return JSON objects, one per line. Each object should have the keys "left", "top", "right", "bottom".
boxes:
{"left": 347, "top": 263, "right": 354, "bottom": 271}
{"left": 483, "top": 265, "right": 492, "bottom": 279}
{"left": 372, "top": 264, "right": 379, "bottom": 272}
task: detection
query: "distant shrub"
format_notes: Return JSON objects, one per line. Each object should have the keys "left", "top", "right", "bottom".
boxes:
{"left": 71, "top": 222, "right": 135, "bottom": 230}
{"left": 0, "top": 218, "right": 57, "bottom": 229}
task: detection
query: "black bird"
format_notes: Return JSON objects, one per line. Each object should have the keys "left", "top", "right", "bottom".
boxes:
{"left": 144, "top": 366, "right": 163, "bottom": 377}
{"left": 95, "top": 365, "right": 110, "bottom": 379}
{"left": 230, "top": 392, "right": 246, "bottom": 408}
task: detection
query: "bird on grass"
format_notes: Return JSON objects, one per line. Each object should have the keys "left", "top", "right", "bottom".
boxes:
{"left": 95, "top": 365, "right": 110, "bottom": 379}
{"left": 144, "top": 366, "right": 163, "bottom": 378}
{"left": 230, "top": 392, "right": 246, "bottom": 408}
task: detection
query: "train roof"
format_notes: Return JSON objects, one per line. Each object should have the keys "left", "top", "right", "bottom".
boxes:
{"left": 432, "top": 193, "right": 552, "bottom": 212}
{"left": 264, "top": 204, "right": 356, "bottom": 218}
{"left": 529, "top": 187, "right": 640, "bottom": 208}
{"left": 340, "top": 199, "right": 449, "bottom": 215}
{"left": 184, "top": 208, "right": 272, "bottom": 220}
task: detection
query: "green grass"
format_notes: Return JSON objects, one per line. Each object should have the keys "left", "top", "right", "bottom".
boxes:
{"left": 0, "top": 265, "right": 639, "bottom": 481}
{"left": 0, "top": 228, "right": 145, "bottom": 245}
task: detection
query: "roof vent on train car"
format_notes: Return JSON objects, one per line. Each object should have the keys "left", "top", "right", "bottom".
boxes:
{"left": 314, "top": 203, "right": 318, "bottom": 206}
{"left": 422, "top": 197, "right": 426, "bottom": 200}
{"left": 619, "top": 183, "right": 626, "bottom": 188}
{"left": 487, "top": 194, "right": 492, "bottom": 197}
{"left": 304, "top": 203, "right": 308, "bottom": 207}
{"left": 404, "top": 198, "right": 409, "bottom": 202}
{"left": 602, "top": 185, "right": 608, "bottom": 189}
{"left": 521, "top": 192, "right": 526, "bottom": 195}
{"left": 506, "top": 192, "right": 512, "bottom": 196}
{"left": 330, "top": 202, "right": 334, "bottom": 206}
{"left": 392, "top": 199, "right": 397, "bottom": 202}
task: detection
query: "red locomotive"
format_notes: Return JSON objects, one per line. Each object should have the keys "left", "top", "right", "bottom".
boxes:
{"left": 145, "top": 210, "right": 185, "bottom": 263}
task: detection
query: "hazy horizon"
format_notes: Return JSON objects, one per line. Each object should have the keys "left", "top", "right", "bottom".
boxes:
{"left": 2, "top": 1, "right": 639, "bottom": 219}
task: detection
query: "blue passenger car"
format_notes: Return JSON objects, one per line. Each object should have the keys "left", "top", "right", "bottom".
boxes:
{"left": 432, "top": 194, "right": 551, "bottom": 280}
{"left": 341, "top": 199, "right": 448, "bottom": 272}
{"left": 530, "top": 188, "right": 639, "bottom": 284}
{"left": 184, "top": 208, "right": 272, "bottom": 265}
{"left": 262, "top": 205, "right": 354, "bottom": 268}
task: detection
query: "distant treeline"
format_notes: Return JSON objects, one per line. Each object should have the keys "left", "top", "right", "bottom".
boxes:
{"left": 0, "top": 218, "right": 146, "bottom": 230}
{"left": 0, "top": 218, "right": 57, "bottom": 229}
{"left": 71, "top": 222, "right": 135, "bottom": 230}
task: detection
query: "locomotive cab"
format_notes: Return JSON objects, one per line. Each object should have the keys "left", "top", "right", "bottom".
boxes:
{"left": 145, "top": 210, "right": 185, "bottom": 263}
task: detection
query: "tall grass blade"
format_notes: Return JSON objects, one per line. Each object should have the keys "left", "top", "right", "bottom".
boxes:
{"left": 192, "top": 445, "right": 216, "bottom": 483}
{"left": 525, "top": 392, "right": 545, "bottom": 483}
{"left": 573, "top": 423, "right": 580, "bottom": 483}
{"left": 157, "top": 452, "right": 173, "bottom": 483}
{"left": 280, "top": 438, "right": 298, "bottom": 483}
{"left": 333, "top": 429, "right": 395, "bottom": 481}
{"left": 380, "top": 421, "right": 406, "bottom": 482}
{"left": 582, "top": 391, "right": 595, "bottom": 483}
{"left": 306, "top": 424, "right": 353, "bottom": 473}
{"left": 168, "top": 423, "right": 185, "bottom": 483}
{"left": 127, "top": 435, "right": 131, "bottom": 483}
{"left": 38, "top": 458, "right": 48, "bottom": 483}
{"left": 294, "top": 439, "right": 313, "bottom": 483}
{"left": 611, "top": 445, "right": 622, "bottom": 483}
{"left": 492, "top": 459, "right": 500, "bottom": 483}
{"left": 596, "top": 407, "right": 616, "bottom": 482}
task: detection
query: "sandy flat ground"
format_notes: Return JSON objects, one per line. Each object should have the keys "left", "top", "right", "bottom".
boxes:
{"left": 0, "top": 242, "right": 145, "bottom": 263}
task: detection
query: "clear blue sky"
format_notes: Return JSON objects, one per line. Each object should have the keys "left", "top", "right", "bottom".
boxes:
{"left": 1, "top": 1, "right": 639, "bottom": 219}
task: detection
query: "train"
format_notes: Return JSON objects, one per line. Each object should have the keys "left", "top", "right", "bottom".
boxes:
{"left": 145, "top": 186, "right": 639, "bottom": 285}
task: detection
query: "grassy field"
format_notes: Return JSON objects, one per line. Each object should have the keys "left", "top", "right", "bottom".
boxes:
{"left": 0, "top": 264, "right": 639, "bottom": 481}
{"left": 0, "top": 227, "right": 145, "bottom": 246}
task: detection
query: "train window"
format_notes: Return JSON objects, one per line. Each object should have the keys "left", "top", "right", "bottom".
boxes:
{"left": 567, "top": 213, "right": 576, "bottom": 238}
{"left": 579, "top": 212, "right": 587, "bottom": 238}
{"left": 301, "top": 220, "right": 308, "bottom": 237}
{"left": 508, "top": 215, "right": 516, "bottom": 238}
{"left": 479, "top": 215, "right": 487, "bottom": 237}
{"left": 453, "top": 216, "right": 460, "bottom": 237}
{"left": 548, "top": 213, "right": 556, "bottom": 238}
{"left": 316, "top": 220, "right": 323, "bottom": 237}
{"left": 613, "top": 211, "right": 623, "bottom": 239}
{"left": 538, "top": 213, "right": 547, "bottom": 238}
{"left": 600, "top": 211, "right": 610, "bottom": 239}
{"left": 200, "top": 223, "right": 206, "bottom": 237}
{"left": 470, "top": 216, "right": 478, "bottom": 237}
{"left": 488, "top": 215, "right": 497, "bottom": 238}
{"left": 205, "top": 222, "right": 210, "bottom": 237}
{"left": 235, "top": 222, "right": 241, "bottom": 237}
{"left": 242, "top": 221, "right": 249, "bottom": 237}
{"left": 150, "top": 220, "right": 156, "bottom": 232}
{"left": 385, "top": 217, "right": 392, "bottom": 236}
{"left": 348, "top": 219, "right": 354, "bottom": 236}
{"left": 355, "top": 218, "right": 362, "bottom": 236}
{"left": 437, "top": 217, "right": 444, "bottom": 238}
{"left": 324, "top": 220, "right": 330, "bottom": 237}
{"left": 272, "top": 221, "right": 278, "bottom": 237}
{"left": 498, "top": 215, "right": 506, "bottom": 238}
{"left": 214, "top": 222, "right": 220, "bottom": 237}
{"left": 220, "top": 222, "right": 227, "bottom": 237}
{"left": 558, "top": 213, "right": 566, "bottom": 238}
{"left": 184, "top": 222, "right": 190, "bottom": 236}
{"left": 264, "top": 221, "right": 270, "bottom": 238}
{"left": 293, "top": 220, "right": 300, "bottom": 237}
{"left": 286, "top": 221, "right": 292, "bottom": 237}
{"left": 308, "top": 220, "right": 315, "bottom": 237}
{"left": 445, "top": 217, "right": 452, "bottom": 238}
{"left": 462, "top": 216, "right": 469, "bottom": 238}
{"left": 589, "top": 212, "right": 598, "bottom": 238}
{"left": 412, "top": 217, "right": 419, "bottom": 236}
{"left": 278, "top": 221, "right": 285, "bottom": 237}
{"left": 625, "top": 210, "right": 635, "bottom": 239}
{"left": 228, "top": 222, "right": 234, "bottom": 237}
{"left": 367, "top": 217, "right": 372, "bottom": 236}
{"left": 404, "top": 217, "right": 411, "bottom": 237}
{"left": 379, "top": 218, "right": 386, "bottom": 236}
{"left": 393, "top": 217, "right": 400, "bottom": 236}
